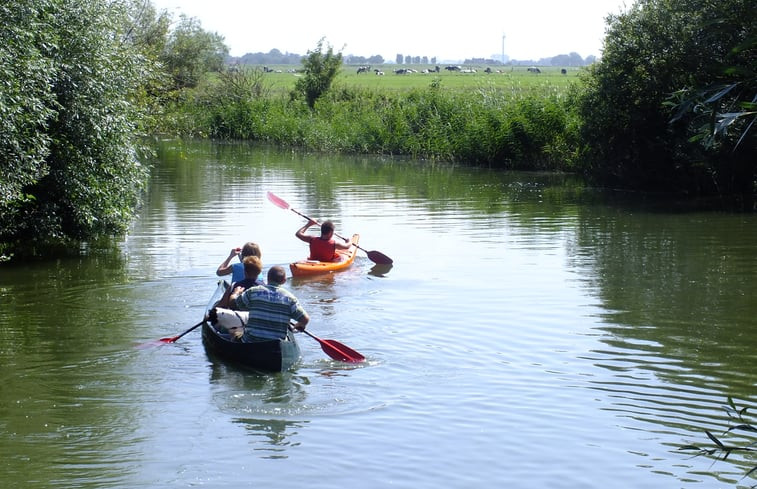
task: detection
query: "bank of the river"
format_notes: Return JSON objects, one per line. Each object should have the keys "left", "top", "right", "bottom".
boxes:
{"left": 162, "top": 67, "right": 581, "bottom": 172}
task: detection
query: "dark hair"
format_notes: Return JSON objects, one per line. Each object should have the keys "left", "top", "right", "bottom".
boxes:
{"left": 267, "top": 265, "right": 287, "bottom": 285}
{"left": 320, "top": 220, "right": 335, "bottom": 234}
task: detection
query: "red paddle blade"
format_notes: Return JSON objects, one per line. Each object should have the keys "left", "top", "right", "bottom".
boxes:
{"left": 266, "top": 191, "right": 290, "bottom": 210}
{"left": 319, "top": 339, "right": 366, "bottom": 363}
{"left": 134, "top": 336, "right": 178, "bottom": 349}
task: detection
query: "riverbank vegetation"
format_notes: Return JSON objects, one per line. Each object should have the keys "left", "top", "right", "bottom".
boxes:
{"left": 1, "top": 0, "right": 755, "bottom": 260}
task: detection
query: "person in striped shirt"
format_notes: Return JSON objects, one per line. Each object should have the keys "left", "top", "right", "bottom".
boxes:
{"left": 228, "top": 265, "right": 309, "bottom": 342}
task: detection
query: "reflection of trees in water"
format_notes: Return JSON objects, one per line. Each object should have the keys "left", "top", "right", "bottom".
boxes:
{"left": 570, "top": 204, "right": 757, "bottom": 485}
{"left": 575, "top": 208, "right": 757, "bottom": 396}
{"left": 233, "top": 417, "right": 306, "bottom": 458}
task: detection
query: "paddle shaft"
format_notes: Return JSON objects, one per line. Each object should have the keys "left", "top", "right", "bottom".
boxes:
{"left": 267, "top": 191, "right": 393, "bottom": 265}
{"left": 161, "top": 320, "right": 203, "bottom": 343}
{"left": 291, "top": 325, "right": 366, "bottom": 363}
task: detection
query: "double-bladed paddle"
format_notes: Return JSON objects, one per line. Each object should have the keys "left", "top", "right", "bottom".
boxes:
{"left": 291, "top": 323, "right": 366, "bottom": 363}
{"left": 267, "top": 191, "right": 393, "bottom": 265}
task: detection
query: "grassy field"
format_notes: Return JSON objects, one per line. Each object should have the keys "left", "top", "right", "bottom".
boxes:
{"left": 251, "top": 64, "right": 586, "bottom": 95}
{"left": 177, "top": 63, "right": 585, "bottom": 170}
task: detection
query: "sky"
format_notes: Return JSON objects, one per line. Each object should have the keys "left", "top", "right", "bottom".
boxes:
{"left": 150, "top": 0, "right": 630, "bottom": 62}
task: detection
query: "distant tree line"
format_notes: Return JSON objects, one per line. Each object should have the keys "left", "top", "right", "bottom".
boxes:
{"left": 232, "top": 49, "right": 302, "bottom": 65}
{"left": 230, "top": 49, "right": 594, "bottom": 67}
{"left": 230, "top": 50, "right": 389, "bottom": 66}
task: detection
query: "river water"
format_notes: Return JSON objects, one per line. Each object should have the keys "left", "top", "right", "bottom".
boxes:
{"left": 1, "top": 140, "right": 755, "bottom": 489}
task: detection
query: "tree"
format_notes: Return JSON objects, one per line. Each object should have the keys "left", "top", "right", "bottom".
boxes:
{"left": 292, "top": 38, "right": 343, "bottom": 109}
{"left": 0, "top": 0, "right": 57, "bottom": 241}
{"left": 576, "top": 0, "right": 756, "bottom": 199}
{"left": 0, "top": 0, "right": 158, "bottom": 259}
{"left": 160, "top": 14, "right": 228, "bottom": 90}
{"left": 396, "top": 53, "right": 403, "bottom": 64}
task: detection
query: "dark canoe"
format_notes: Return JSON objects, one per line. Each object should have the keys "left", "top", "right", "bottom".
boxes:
{"left": 201, "top": 321, "right": 301, "bottom": 372}
{"left": 201, "top": 280, "right": 301, "bottom": 372}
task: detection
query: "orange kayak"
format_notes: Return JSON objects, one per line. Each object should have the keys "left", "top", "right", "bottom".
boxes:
{"left": 290, "top": 234, "right": 360, "bottom": 277}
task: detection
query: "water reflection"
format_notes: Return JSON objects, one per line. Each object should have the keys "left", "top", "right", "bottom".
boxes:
{"left": 232, "top": 417, "right": 305, "bottom": 459}
{"left": 3, "top": 140, "right": 757, "bottom": 489}
{"left": 368, "top": 263, "right": 394, "bottom": 277}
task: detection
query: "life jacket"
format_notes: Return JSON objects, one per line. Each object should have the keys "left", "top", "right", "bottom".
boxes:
{"left": 309, "top": 237, "right": 338, "bottom": 262}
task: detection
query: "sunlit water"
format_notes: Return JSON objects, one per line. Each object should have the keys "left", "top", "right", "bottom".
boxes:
{"left": 1, "top": 140, "right": 755, "bottom": 489}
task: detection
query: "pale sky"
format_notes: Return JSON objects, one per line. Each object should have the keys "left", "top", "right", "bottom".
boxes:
{"left": 150, "top": 0, "right": 630, "bottom": 62}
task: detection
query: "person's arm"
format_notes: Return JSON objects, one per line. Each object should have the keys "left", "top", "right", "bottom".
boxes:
{"left": 216, "top": 247, "right": 241, "bottom": 276}
{"left": 291, "top": 312, "right": 309, "bottom": 332}
{"left": 227, "top": 285, "right": 247, "bottom": 309}
{"left": 334, "top": 235, "right": 353, "bottom": 250}
{"left": 295, "top": 220, "right": 317, "bottom": 243}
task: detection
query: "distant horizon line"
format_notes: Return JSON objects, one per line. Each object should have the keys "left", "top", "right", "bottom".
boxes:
{"left": 227, "top": 49, "right": 598, "bottom": 64}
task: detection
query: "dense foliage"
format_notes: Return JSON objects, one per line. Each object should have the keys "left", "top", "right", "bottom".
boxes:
{"left": 0, "top": 0, "right": 228, "bottom": 260}
{"left": 159, "top": 14, "right": 228, "bottom": 91}
{"left": 576, "top": 0, "right": 756, "bottom": 199}
{"left": 0, "top": 0, "right": 153, "bottom": 259}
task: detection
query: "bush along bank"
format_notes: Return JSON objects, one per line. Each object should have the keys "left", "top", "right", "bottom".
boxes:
{"left": 162, "top": 80, "right": 581, "bottom": 172}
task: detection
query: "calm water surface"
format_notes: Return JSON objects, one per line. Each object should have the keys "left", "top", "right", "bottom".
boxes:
{"left": 1, "top": 140, "right": 755, "bottom": 489}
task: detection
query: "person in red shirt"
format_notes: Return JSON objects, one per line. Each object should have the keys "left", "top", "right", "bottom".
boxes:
{"left": 295, "top": 219, "right": 353, "bottom": 262}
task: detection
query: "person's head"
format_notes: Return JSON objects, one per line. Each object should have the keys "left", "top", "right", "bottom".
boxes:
{"left": 242, "top": 255, "right": 263, "bottom": 279}
{"left": 240, "top": 242, "right": 261, "bottom": 259}
{"left": 267, "top": 265, "right": 287, "bottom": 285}
{"left": 320, "top": 220, "right": 335, "bottom": 238}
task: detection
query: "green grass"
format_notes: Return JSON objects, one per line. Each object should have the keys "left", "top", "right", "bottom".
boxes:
{"left": 165, "top": 63, "right": 585, "bottom": 171}
{"left": 250, "top": 64, "right": 584, "bottom": 95}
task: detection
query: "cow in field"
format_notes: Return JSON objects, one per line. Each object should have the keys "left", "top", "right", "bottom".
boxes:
{"left": 527, "top": 67, "right": 541, "bottom": 73}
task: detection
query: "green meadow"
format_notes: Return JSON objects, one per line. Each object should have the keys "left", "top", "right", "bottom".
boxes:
{"left": 251, "top": 64, "right": 583, "bottom": 95}
{"left": 174, "top": 63, "right": 585, "bottom": 171}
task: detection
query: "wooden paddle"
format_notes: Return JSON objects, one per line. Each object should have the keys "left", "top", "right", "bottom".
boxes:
{"left": 291, "top": 323, "right": 366, "bottom": 363}
{"left": 267, "top": 191, "right": 393, "bottom": 265}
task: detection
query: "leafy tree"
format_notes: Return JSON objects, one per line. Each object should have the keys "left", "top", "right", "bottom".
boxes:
{"left": 1, "top": 0, "right": 158, "bottom": 259}
{"left": 396, "top": 53, "right": 403, "bottom": 64}
{"left": 160, "top": 14, "right": 228, "bottom": 90}
{"left": 292, "top": 38, "right": 343, "bottom": 109}
{"left": 0, "top": 0, "right": 57, "bottom": 240}
{"left": 576, "top": 0, "right": 756, "bottom": 199}
{"left": 122, "top": 0, "right": 171, "bottom": 59}
{"left": 667, "top": 25, "right": 756, "bottom": 153}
